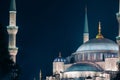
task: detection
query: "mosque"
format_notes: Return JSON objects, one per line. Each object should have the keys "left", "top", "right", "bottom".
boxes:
{"left": 4, "top": 0, "right": 120, "bottom": 80}
{"left": 46, "top": 0, "right": 120, "bottom": 80}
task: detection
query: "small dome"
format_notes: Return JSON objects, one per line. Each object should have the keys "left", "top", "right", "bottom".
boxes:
{"left": 65, "top": 63, "right": 103, "bottom": 72}
{"left": 53, "top": 52, "right": 66, "bottom": 62}
{"left": 77, "top": 38, "right": 118, "bottom": 52}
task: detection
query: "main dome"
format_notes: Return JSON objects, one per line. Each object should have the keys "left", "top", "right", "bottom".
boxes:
{"left": 76, "top": 38, "right": 118, "bottom": 52}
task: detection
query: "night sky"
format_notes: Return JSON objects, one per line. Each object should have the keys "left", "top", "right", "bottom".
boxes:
{"left": 0, "top": 0, "right": 119, "bottom": 80}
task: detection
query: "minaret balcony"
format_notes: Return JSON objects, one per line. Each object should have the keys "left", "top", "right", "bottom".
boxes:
{"left": 9, "top": 11, "right": 16, "bottom": 13}
{"left": 8, "top": 47, "right": 18, "bottom": 56}
{"left": 7, "top": 26, "right": 18, "bottom": 34}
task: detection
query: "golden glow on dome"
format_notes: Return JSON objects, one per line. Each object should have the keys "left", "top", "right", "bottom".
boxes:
{"left": 96, "top": 22, "right": 104, "bottom": 39}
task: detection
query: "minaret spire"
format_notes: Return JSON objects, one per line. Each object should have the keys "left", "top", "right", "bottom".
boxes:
{"left": 59, "top": 52, "right": 61, "bottom": 57}
{"left": 10, "top": 0, "right": 16, "bottom": 11}
{"left": 83, "top": 6, "right": 89, "bottom": 43}
{"left": 119, "top": 0, "right": 120, "bottom": 13}
{"left": 84, "top": 6, "right": 88, "bottom": 33}
{"left": 7, "top": 0, "right": 18, "bottom": 63}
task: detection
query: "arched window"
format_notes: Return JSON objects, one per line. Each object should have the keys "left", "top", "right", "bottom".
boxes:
{"left": 84, "top": 53, "right": 88, "bottom": 61}
{"left": 94, "top": 53, "right": 96, "bottom": 60}
{"left": 82, "top": 53, "right": 84, "bottom": 61}
{"left": 100, "top": 53, "right": 103, "bottom": 60}
{"left": 88, "top": 54, "right": 90, "bottom": 60}
{"left": 74, "top": 55, "right": 77, "bottom": 62}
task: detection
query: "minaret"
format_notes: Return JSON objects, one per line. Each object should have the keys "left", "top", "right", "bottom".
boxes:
{"left": 34, "top": 77, "right": 36, "bottom": 80}
{"left": 7, "top": 0, "right": 18, "bottom": 63}
{"left": 116, "top": 0, "right": 120, "bottom": 62}
{"left": 53, "top": 52, "right": 65, "bottom": 78}
{"left": 40, "top": 70, "right": 42, "bottom": 80}
{"left": 59, "top": 52, "right": 61, "bottom": 57}
{"left": 83, "top": 7, "right": 89, "bottom": 43}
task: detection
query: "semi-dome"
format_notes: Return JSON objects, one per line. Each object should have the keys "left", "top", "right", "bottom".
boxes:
{"left": 76, "top": 38, "right": 118, "bottom": 52}
{"left": 65, "top": 63, "right": 103, "bottom": 72}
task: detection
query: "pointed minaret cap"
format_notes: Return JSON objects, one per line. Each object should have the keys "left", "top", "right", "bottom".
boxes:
{"left": 10, "top": 0, "right": 16, "bottom": 11}
{"left": 59, "top": 52, "right": 62, "bottom": 57}
{"left": 96, "top": 21, "right": 104, "bottom": 39}
{"left": 85, "top": 5, "right": 87, "bottom": 13}
{"left": 119, "top": 0, "right": 120, "bottom": 13}
{"left": 84, "top": 6, "right": 88, "bottom": 33}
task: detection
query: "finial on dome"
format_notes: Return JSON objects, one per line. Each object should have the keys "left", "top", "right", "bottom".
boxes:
{"left": 98, "top": 21, "right": 101, "bottom": 34}
{"left": 59, "top": 52, "right": 61, "bottom": 57}
{"left": 96, "top": 21, "right": 104, "bottom": 39}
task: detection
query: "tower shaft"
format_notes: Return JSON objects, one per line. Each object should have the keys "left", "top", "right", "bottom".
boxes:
{"left": 7, "top": 0, "right": 18, "bottom": 63}
{"left": 40, "top": 70, "right": 42, "bottom": 80}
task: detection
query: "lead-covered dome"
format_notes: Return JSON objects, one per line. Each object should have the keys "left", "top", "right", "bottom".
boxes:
{"left": 77, "top": 38, "right": 118, "bottom": 52}
{"left": 65, "top": 63, "right": 103, "bottom": 72}
{"left": 53, "top": 52, "right": 66, "bottom": 62}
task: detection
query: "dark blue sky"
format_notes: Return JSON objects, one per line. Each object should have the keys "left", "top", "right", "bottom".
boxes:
{"left": 0, "top": 0, "right": 119, "bottom": 80}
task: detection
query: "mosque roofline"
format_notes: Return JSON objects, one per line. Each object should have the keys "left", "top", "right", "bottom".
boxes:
{"left": 64, "top": 63, "right": 103, "bottom": 72}
{"left": 64, "top": 70, "right": 102, "bottom": 73}
{"left": 72, "top": 50, "right": 118, "bottom": 55}
{"left": 79, "top": 50, "right": 118, "bottom": 53}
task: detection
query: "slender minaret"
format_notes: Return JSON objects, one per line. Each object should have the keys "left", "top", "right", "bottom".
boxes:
{"left": 40, "top": 70, "right": 42, "bottom": 80}
{"left": 34, "top": 77, "right": 36, "bottom": 80}
{"left": 7, "top": 0, "right": 18, "bottom": 63}
{"left": 59, "top": 52, "right": 61, "bottom": 57}
{"left": 116, "top": 0, "right": 120, "bottom": 61}
{"left": 83, "top": 6, "right": 89, "bottom": 43}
